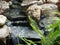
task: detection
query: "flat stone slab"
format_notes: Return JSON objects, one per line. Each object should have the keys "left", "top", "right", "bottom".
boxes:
{"left": 7, "top": 21, "right": 40, "bottom": 39}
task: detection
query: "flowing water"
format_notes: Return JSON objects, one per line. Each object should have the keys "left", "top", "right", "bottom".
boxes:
{"left": 1, "top": 0, "right": 59, "bottom": 45}
{"left": 3, "top": 0, "right": 40, "bottom": 45}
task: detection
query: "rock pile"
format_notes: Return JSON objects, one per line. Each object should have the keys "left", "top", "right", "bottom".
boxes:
{"left": 27, "top": 0, "right": 60, "bottom": 20}
{"left": 21, "top": 0, "right": 60, "bottom": 30}
{"left": 0, "top": 15, "right": 9, "bottom": 44}
{"left": 0, "top": 1, "right": 11, "bottom": 45}
{"left": 0, "top": 15, "right": 10, "bottom": 45}
{"left": 0, "top": 0, "right": 10, "bottom": 38}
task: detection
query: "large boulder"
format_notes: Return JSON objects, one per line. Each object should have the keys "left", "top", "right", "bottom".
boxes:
{"left": 40, "top": 4, "right": 58, "bottom": 17}
{"left": 27, "top": 4, "right": 41, "bottom": 21}
{"left": 0, "top": 15, "right": 7, "bottom": 26}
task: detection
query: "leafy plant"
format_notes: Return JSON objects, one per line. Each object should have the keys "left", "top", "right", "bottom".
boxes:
{"left": 28, "top": 15, "right": 60, "bottom": 45}
{"left": 52, "top": 12, "right": 60, "bottom": 15}
{"left": 18, "top": 35, "right": 37, "bottom": 45}
{"left": 18, "top": 15, "right": 60, "bottom": 45}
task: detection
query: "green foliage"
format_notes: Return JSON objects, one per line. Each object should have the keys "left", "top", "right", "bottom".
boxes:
{"left": 52, "top": 12, "right": 60, "bottom": 15}
{"left": 28, "top": 15, "right": 60, "bottom": 45}
{"left": 18, "top": 15, "right": 60, "bottom": 45}
{"left": 18, "top": 35, "right": 37, "bottom": 45}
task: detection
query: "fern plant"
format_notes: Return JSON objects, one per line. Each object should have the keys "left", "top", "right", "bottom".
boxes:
{"left": 28, "top": 15, "right": 60, "bottom": 45}
{"left": 18, "top": 15, "right": 60, "bottom": 45}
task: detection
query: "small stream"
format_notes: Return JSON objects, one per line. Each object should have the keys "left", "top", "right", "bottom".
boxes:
{"left": 2, "top": 0, "right": 40, "bottom": 45}
{"left": 0, "top": 0, "right": 60, "bottom": 45}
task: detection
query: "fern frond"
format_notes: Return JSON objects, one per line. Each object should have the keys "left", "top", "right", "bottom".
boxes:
{"left": 48, "top": 30, "right": 60, "bottom": 45}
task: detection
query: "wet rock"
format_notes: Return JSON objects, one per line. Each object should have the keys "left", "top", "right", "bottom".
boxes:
{"left": 39, "top": 17, "right": 60, "bottom": 29}
{"left": 27, "top": 4, "right": 41, "bottom": 21}
{"left": 10, "top": 0, "right": 20, "bottom": 9}
{"left": 40, "top": 4, "right": 58, "bottom": 17}
{"left": 0, "top": 15, "right": 7, "bottom": 26}
{"left": 0, "top": 25, "right": 9, "bottom": 38}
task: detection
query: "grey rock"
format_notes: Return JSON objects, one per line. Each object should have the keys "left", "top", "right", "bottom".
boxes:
{"left": 21, "top": 0, "right": 44, "bottom": 6}
{"left": 6, "top": 20, "right": 41, "bottom": 39}
{"left": 40, "top": 4, "right": 58, "bottom": 17}
{"left": 39, "top": 17, "right": 60, "bottom": 29}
